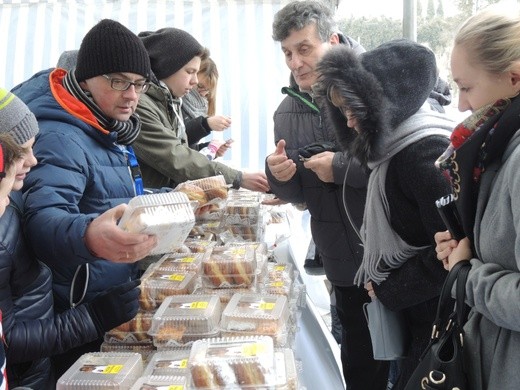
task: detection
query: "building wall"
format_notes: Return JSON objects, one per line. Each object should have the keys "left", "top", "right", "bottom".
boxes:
{"left": 0, "top": 0, "right": 292, "bottom": 171}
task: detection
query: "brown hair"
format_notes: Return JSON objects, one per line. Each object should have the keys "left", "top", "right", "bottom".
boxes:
{"left": 0, "top": 133, "right": 23, "bottom": 179}
{"left": 198, "top": 57, "right": 219, "bottom": 116}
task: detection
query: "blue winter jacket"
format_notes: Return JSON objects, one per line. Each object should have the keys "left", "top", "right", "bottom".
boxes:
{"left": 13, "top": 69, "right": 140, "bottom": 313}
{"left": 0, "top": 192, "right": 99, "bottom": 389}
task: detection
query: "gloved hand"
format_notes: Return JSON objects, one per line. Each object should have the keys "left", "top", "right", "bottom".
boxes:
{"left": 86, "top": 279, "right": 141, "bottom": 335}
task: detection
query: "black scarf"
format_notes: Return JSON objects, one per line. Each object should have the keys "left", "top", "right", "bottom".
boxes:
{"left": 63, "top": 70, "right": 141, "bottom": 145}
{"left": 439, "top": 96, "right": 520, "bottom": 241}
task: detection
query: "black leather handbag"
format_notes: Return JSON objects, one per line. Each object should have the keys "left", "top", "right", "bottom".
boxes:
{"left": 404, "top": 260, "right": 471, "bottom": 390}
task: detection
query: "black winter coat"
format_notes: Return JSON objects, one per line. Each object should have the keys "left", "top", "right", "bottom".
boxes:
{"left": 0, "top": 192, "right": 100, "bottom": 389}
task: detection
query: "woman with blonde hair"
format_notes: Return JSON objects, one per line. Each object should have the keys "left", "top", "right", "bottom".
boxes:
{"left": 434, "top": 6, "right": 520, "bottom": 389}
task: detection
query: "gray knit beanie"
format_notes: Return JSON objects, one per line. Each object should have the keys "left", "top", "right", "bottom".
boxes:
{"left": 139, "top": 28, "right": 204, "bottom": 80}
{"left": 0, "top": 88, "right": 39, "bottom": 145}
{"left": 75, "top": 19, "right": 151, "bottom": 82}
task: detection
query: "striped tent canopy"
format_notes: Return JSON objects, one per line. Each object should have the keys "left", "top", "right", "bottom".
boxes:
{"left": 0, "top": 0, "right": 293, "bottom": 171}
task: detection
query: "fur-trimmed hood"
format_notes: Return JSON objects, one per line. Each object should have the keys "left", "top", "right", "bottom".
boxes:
{"left": 314, "top": 39, "right": 438, "bottom": 166}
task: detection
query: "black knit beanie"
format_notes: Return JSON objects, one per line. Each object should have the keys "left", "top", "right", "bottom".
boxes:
{"left": 75, "top": 19, "right": 151, "bottom": 82}
{"left": 139, "top": 28, "right": 204, "bottom": 80}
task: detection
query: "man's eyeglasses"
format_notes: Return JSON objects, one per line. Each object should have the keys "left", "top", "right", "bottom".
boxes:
{"left": 102, "top": 74, "right": 150, "bottom": 93}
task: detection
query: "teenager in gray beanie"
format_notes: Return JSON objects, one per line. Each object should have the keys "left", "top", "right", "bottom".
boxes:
{"left": 313, "top": 39, "right": 455, "bottom": 389}
{"left": 133, "top": 27, "right": 269, "bottom": 195}
{"left": 0, "top": 88, "right": 39, "bottom": 145}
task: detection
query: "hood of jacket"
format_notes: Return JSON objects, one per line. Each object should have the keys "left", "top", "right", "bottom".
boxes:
{"left": 314, "top": 39, "right": 438, "bottom": 166}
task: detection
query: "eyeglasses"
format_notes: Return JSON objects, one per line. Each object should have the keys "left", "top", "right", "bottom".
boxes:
{"left": 102, "top": 74, "right": 150, "bottom": 93}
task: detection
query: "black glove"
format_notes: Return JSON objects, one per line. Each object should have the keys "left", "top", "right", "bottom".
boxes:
{"left": 86, "top": 279, "right": 141, "bottom": 335}
{"left": 298, "top": 141, "right": 336, "bottom": 159}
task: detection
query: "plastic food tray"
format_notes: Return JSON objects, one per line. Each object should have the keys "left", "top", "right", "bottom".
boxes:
{"left": 188, "top": 336, "right": 276, "bottom": 389}
{"left": 139, "top": 270, "right": 198, "bottom": 311}
{"left": 220, "top": 293, "right": 289, "bottom": 337}
{"left": 56, "top": 352, "right": 143, "bottom": 389}
{"left": 129, "top": 374, "right": 187, "bottom": 390}
{"left": 201, "top": 246, "right": 256, "bottom": 288}
{"left": 149, "top": 295, "right": 222, "bottom": 347}
{"left": 118, "top": 192, "right": 195, "bottom": 255}
{"left": 142, "top": 349, "right": 191, "bottom": 377}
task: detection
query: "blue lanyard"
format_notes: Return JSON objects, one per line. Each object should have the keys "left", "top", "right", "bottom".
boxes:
{"left": 125, "top": 146, "right": 144, "bottom": 195}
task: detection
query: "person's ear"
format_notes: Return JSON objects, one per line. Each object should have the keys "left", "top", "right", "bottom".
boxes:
{"left": 508, "top": 60, "right": 520, "bottom": 89}
{"left": 329, "top": 33, "right": 340, "bottom": 46}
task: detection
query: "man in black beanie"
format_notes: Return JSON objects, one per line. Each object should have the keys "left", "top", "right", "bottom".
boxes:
{"left": 12, "top": 18, "right": 158, "bottom": 378}
{"left": 133, "top": 27, "right": 269, "bottom": 193}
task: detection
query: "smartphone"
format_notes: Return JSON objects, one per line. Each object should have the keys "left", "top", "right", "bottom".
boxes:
{"left": 225, "top": 138, "right": 234, "bottom": 146}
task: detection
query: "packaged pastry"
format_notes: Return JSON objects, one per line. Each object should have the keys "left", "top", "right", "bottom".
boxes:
{"left": 220, "top": 293, "right": 289, "bottom": 344}
{"left": 142, "top": 349, "right": 191, "bottom": 377}
{"left": 105, "top": 310, "right": 154, "bottom": 344}
{"left": 118, "top": 192, "right": 196, "bottom": 255}
{"left": 149, "top": 295, "right": 222, "bottom": 348}
{"left": 188, "top": 336, "right": 276, "bottom": 389}
{"left": 100, "top": 342, "right": 156, "bottom": 363}
{"left": 129, "top": 374, "right": 187, "bottom": 390}
{"left": 221, "top": 199, "right": 261, "bottom": 226}
{"left": 274, "top": 348, "right": 299, "bottom": 390}
{"left": 56, "top": 352, "right": 143, "bottom": 389}
{"left": 201, "top": 246, "right": 256, "bottom": 288}
{"left": 153, "top": 252, "right": 207, "bottom": 274}
{"left": 192, "top": 285, "right": 258, "bottom": 305}
{"left": 175, "top": 175, "right": 228, "bottom": 221}
{"left": 139, "top": 270, "right": 198, "bottom": 311}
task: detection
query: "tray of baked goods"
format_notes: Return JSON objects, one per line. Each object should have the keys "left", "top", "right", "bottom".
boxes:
{"left": 57, "top": 352, "right": 143, "bottom": 389}
{"left": 104, "top": 310, "right": 154, "bottom": 344}
{"left": 175, "top": 175, "right": 229, "bottom": 221}
{"left": 188, "top": 336, "right": 277, "bottom": 389}
{"left": 220, "top": 293, "right": 290, "bottom": 346}
{"left": 118, "top": 191, "right": 196, "bottom": 255}
{"left": 130, "top": 374, "right": 187, "bottom": 390}
{"left": 142, "top": 348, "right": 192, "bottom": 377}
{"left": 99, "top": 341, "right": 156, "bottom": 363}
{"left": 139, "top": 267, "right": 199, "bottom": 311}
{"left": 149, "top": 295, "right": 222, "bottom": 348}
{"left": 201, "top": 245, "right": 257, "bottom": 288}
{"left": 153, "top": 252, "right": 208, "bottom": 274}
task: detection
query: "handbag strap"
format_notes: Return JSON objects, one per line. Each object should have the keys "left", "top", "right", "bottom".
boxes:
{"left": 429, "top": 260, "right": 471, "bottom": 341}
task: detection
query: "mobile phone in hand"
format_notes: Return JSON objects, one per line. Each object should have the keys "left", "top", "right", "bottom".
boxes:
{"left": 225, "top": 138, "right": 234, "bottom": 146}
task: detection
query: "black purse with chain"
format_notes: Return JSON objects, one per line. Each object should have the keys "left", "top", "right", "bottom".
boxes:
{"left": 404, "top": 260, "right": 471, "bottom": 390}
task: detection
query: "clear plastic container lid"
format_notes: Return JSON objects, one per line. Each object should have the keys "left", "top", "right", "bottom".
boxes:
{"left": 56, "top": 352, "right": 143, "bottom": 389}
{"left": 222, "top": 200, "right": 261, "bottom": 225}
{"left": 188, "top": 336, "right": 276, "bottom": 389}
{"left": 274, "top": 348, "right": 299, "bottom": 390}
{"left": 149, "top": 295, "right": 222, "bottom": 347}
{"left": 139, "top": 271, "right": 198, "bottom": 311}
{"left": 201, "top": 246, "right": 256, "bottom": 288}
{"left": 129, "top": 374, "right": 187, "bottom": 390}
{"left": 118, "top": 192, "right": 196, "bottom": 255}
{"left": 105, "top": 310, "right": 154, "bottom": 344}
{"left": 220, "top": 293, "right": 289, "bottom": 336}
{"left": 153, "top": 252, "right": 207, "bottom": 274}
{"left": 143, "top": 349, "right": 191, "bottom": 377}
{"left": 99, "top": 343, "right": 156, "bottom": 363}
{"left": 192, "top": 285, "right": 258, "bottom": 305}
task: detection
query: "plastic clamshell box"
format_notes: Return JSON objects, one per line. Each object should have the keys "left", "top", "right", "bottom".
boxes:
{"left": 149, "top": 295, "right": 222, "bottom": 348}
{"left": 105, "top": 311, "right": 154, "bottom": 344}
{"left": 175, "top": 238, "right": 217, "bottom": 254}
{"left": 129, "top": 374, "right": 187, "bottom": 390}
{"left": 56, "top": 352, "right": 143, "bottom": 390}
{"left": 99, "top": 342, "right": 156, "bottom": 363}
{"left": 188, "top": 336, "right": 276, "bottom": 389}
{"left": 221, "top": 199, "right": 261, "bottom": 226}
{"left": 139, "top": 270, "right": 198, "bottom": 311}
{"left": 261, "top": 263, "right": 294, "bottom": 296}
{"left": 227, "top": 189, "right": 263, "bottom": 203}
{"left": 154, "top": 252, "right": 207, "bottom": 275}
{"left": 220, "top": 293, "right": 289, "bottom": 336}
{"left": 118, "top": 192, "right": 196, "bottom": 255}
{"left": 274, "top": 348, "right": 299, "bottom": 390}
{"left": 142, "top": 349, "right": 191, "bottom": 377}
{"left": 192, "top": 285, "right": 258, "bottom": 305}
{"left": 201, "top": 246, "right": 257, "bottom": 288}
